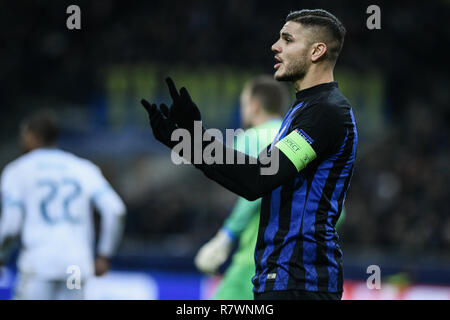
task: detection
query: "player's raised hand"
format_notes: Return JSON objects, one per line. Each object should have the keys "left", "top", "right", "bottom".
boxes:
{"left": 165, "top": 77, "right": 202, "bottom": 132}
{"left": 141, "top": 99, "right": 178, "bottom": 149}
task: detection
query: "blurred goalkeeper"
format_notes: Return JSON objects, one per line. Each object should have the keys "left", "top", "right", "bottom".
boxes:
{"left": 195, "top": 76, "right": 287, "bottom": 300}
{"left": 0, "top": 110, "right": 126, "bottom": 299}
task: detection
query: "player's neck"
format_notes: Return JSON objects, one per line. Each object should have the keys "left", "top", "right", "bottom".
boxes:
{"left": 293, "top": 68, "right": 334, "bottom": 92}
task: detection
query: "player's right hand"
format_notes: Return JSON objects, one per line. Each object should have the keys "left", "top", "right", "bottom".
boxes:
{"left": 194, "top": 229, "right": 234, "bottom": 275}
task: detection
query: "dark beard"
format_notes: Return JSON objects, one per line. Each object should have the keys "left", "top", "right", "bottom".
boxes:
{"left": 275, "top": 71, "right": 305, "bottom": 82}
{"left": 275, "top": 57, "right": 307, "bottom": 82}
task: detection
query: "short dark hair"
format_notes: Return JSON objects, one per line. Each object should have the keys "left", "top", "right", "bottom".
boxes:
{"left": 245, "top": 75, "right": 290, "bottom": 115}
{"left": 21, "top": 109, "right": 59, "bottom": 146}
{"left": 286, "top": 9, "right": 346, "bottom": 64}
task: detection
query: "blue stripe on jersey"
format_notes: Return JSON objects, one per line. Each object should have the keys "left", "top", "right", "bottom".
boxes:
{"left": 302, "top": 131, "right": 350, "bottom": 291}
{"left": 258, "top": 186, "right": 282, "bottom": 291}
{"left": 350, "top": 108, "right": 358, "bottom": 146}
{"left": 322, "top": 131, "right": 350, "bottom": 228}
{"left": 273, "top": 176, "right": 307, "bottom": 290}
{"left": 269, "top": 102, "right": 304, "bottom": 151}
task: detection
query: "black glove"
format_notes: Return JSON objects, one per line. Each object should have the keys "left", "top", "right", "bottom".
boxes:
{"left": 141, "top": 99, "right": 178, "bottom": 149}
{"left": 165, "top": 77, "right": 202, "bottom": 133}
{"left": 142, "top": 78, "right": 207, "bottom": 164}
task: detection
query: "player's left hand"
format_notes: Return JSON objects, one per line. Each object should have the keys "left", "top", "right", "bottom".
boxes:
{"left": 141, "top": 100, "right": 179, "bottom": 149}
{"left": 95, "top": 255, "right": 110, "bottom": 277}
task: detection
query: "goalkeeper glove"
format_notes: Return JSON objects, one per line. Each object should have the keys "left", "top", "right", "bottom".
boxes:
{"left": 194, "top": 229, "right": 234, "bottom": 275}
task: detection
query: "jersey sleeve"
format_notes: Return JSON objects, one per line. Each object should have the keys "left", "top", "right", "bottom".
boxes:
{"left": 223, "top": 197, "right": 261, "bottom": 239}
{"left": 86, "top": 164, "right": 126, "bottom": 257}
{"left": 1, "top": 165, "right": 23, "bottom": 208}
{"left": 275, "top": 103, "right": 346, "bottom": 171}
{"left": 0, "top": 165, "right": 24, "bottom": 245}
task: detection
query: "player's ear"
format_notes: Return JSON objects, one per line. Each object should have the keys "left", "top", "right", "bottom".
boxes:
{"left": 311, "top": 42, "right": 327, "bottom": 62}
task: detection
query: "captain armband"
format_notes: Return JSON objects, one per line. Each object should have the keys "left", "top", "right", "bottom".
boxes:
{"left": 275, "top": 129, "right": 317, "bottom": 171}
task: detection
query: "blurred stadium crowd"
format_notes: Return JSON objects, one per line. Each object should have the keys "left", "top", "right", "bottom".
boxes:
{"left": 0, "top": 0, "right": 449, "bottom": 263}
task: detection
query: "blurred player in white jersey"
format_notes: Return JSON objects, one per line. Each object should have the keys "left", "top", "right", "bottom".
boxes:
{"left": 0, "top": 110, "right": 126, "bottom": 299}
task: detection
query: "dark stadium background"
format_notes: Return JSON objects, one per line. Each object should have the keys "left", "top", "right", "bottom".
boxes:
{"left": 0, "top": 0, "right": 449, "bottom": 299}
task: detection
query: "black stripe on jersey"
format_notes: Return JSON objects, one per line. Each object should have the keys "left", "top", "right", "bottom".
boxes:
{"left": 264, "top": 177, "right": 296, "bottom": 291}
{"left": 285, "top": 162, "right": 319, "bottom": 291}
{"left": 333, "top": 165, "right": 353, "bottom": 227}
{"left": 334, "top": 237, "right": 344, "bottom": 292}
{"left": 314, "top": 128, "right": 355, "bottom": 291}
{"left": 253, "top": 195, "right": 271, "bottom": 290}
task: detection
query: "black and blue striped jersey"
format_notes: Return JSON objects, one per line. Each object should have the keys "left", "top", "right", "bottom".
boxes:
{"left": 252, "top": 82, "right": 357, "bottom": 293}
